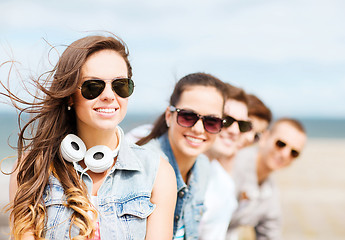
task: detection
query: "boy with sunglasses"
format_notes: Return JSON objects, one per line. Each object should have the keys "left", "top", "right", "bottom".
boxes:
{"left": 238, "top": 93, "right": 272, "bottom": 148}
{"left": 199, "top": 84, "right": 252, "bottom": 239}
{"left": 227, "top": 118, "right": 307, "bottom": 240}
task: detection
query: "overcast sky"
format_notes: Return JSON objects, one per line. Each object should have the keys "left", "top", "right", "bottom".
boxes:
{"left": 1, "top": 0, "right": 345, "bottom": 118}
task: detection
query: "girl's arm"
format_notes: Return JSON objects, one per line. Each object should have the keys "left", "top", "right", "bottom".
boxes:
{"left": 146, "top": 157, "right": 177, "bottom": 240}
{"left": 9, "top": 161, "right": 35, "bottom": 240}
{"left": 9, "top": 160, "right": 18, "bottom": 203}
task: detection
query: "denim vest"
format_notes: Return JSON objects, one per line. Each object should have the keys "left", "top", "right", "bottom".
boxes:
{"left": 146, "top": 134, "right": 210, "bottom": 240}
{"left": 43, "top": 130, "right": 160, "bottom": 240}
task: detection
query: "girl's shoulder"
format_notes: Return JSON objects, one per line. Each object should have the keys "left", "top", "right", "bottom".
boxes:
{"left": 122, "top": 139, "right": 162, "bottom": 171}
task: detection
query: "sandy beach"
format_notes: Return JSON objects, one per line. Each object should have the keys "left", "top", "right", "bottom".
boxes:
{"left": 0, "top": 138, "right": 344, "bottom": 239}
{"left": 273, "top": 138, "right": 345, "bottom": 240}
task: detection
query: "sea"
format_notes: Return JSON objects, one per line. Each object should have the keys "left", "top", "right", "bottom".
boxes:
{"left": 0, "top": 111, "right": 344, "bottom": 163}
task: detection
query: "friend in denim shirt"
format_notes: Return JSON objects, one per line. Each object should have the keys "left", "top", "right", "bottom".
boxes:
{"left": 136, "top": 73, "right": 227, "bottom": 239}
{"left": 159, "top": 134, "right": 210, "bottom": 239}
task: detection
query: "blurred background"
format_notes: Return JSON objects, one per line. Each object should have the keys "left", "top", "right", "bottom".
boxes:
{"left": 0, "top": 0, "right": 344, "bottom": 239}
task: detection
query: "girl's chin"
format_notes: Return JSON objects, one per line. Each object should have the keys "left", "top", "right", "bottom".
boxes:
{"left": 185, "top": 144, "right": 210, "bottom": 157}
{"left": 93, "top": 124, "right": 119, "bottom": 132}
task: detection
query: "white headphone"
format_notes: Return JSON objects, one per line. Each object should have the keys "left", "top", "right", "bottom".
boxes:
{"left": 60, "top": 128, "right": 122, "bottom": 173}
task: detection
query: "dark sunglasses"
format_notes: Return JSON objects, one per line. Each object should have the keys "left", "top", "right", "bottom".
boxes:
{"left": 169, "top": 106, "right": 223, "bottom": 134}
{"left": 223, "top": 116, "right": 252, "bottom": 133}
{"left": 275, "top": 140, "right": 300, "bottom": 158}
{"left": 79, "top": 78, "right": 134, "bottom": 100}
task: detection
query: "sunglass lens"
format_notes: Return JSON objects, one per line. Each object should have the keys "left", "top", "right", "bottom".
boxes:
{"left": 203, "top": 116, "right": 223, "bottom": 133}
{"left": 112, "top": 78, "right": 134, "bottom": 98}
{"left": 239, "top": 121, "right": 253, "bottom": 132}
{"left": 177, "top": 110, "right": 199, "bottom": 127}
{"left": 276, "top": 140, "right": 286, "bottom": 148}
{"left": 223, "top": 116, "right": 235, "bottom": 128}
{"left": 81, "top": 80, "right": 105, "bottom": 100}
{"left": 291, "top": 150, "right": 300, "bottom": 158}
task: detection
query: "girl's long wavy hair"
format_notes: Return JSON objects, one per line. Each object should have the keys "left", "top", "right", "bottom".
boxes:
{"left": 136, "top": 72, "right": 227, "bottom": 146}
{"left": 1, "top": 34, "right": 132, "bottom": 239}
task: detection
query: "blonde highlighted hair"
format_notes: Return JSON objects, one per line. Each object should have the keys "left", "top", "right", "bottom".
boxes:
{"left": 1, "top": 34, "right": 131, "bottom": 239}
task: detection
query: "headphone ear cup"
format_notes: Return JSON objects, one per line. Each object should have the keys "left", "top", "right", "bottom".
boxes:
{"left": 84, "top": 145, "right": 114, "bottom": 173}
{"left": 60, "top": 134, "right": 87, "bottom": 163}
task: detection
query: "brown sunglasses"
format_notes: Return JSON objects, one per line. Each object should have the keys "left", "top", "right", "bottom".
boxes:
{"left": 275, "top": 140, "right": 300, "bottom": 158}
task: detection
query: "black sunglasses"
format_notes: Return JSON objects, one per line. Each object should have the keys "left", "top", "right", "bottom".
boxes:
{"left": 275, "top": 140, "right": 300, "bottom": 158}
{"left": 169, "top": 106, "right": 223, "bottom": 134}
{"left": 79, "top": 78, "right": 134, "bottom": 100}
{"left": 223, "top": 116, "right": 253, "bottom": 133}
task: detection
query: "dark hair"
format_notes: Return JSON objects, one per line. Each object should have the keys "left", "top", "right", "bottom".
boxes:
{"left": 136, "top": 72, "right": 226, "bottom": 146}
{"left": 225, "top": 83, "right": 248, "bottom": 105}
{"left": 1, "top": 34, "right": 131, "bottom": 239}
{"left": 271, "top": 117, "right": 306, "bottom": 134}
{"left": 246, "top": 94, "right": 272, "bottom": 124}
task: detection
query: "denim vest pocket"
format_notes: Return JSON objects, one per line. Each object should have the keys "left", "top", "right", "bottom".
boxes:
{"left": 43, "top": 183, "right": 78, "bottom": 239}
{"left": 116, "top": 195, "right": 155, "bottom": 219}
{"left": 108, "top": 195, "right": 156, "bottom": 239}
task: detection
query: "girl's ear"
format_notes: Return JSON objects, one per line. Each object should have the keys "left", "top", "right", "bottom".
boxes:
{"left": 165, "top": 107, "right": 172, "bottom": 128}
{"left": 68, "top": 96, "right": 74, "bottom": 107}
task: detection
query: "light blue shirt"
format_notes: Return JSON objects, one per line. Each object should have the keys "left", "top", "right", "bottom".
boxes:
{"left": 43, "top": 130, "right": 160, "bottom": 239}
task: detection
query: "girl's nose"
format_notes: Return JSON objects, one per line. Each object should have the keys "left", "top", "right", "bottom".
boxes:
{"left": 191, "top": 118, "right": 205, "bottom": 134}
{"left": 99, "top": 83, "right": 115, "bottom": 101}
{"left": 226, "top": 121, "right": 241, "bottom": 136}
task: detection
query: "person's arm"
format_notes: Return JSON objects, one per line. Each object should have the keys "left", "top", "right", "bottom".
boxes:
{"left": 255, "top": 190, "right": 283, "bottom": 240}
{"left": 9, "top": 159, "right": 19, "bottom": 203}
{"left": 9, "top": 160, "right": 35, "bottom": 240}
{"left": 255, "top": 214, "right": 282, "bottom": 240}
{"left": 146, "top": 156, "right": 177, "bottom": 240}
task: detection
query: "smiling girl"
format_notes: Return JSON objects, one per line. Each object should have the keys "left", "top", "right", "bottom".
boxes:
{"left": 2, "top": 35, "right": 176, "bottom": 240}
{"left": 137, "top": 73, "right": 227, "bottom": 240}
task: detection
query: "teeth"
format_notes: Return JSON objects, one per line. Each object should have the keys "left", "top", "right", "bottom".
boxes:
{"left": 96, "top": 108, "right": 115, "bottom": 113}
{"left": 186, "top": 136, "right": 203, "bottom": 143}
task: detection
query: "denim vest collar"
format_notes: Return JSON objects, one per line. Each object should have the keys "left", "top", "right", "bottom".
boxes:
{"left": 158, "top": 133, "right": 189, "bottom": 192}
{"left": 158, "top": 133, "right": 207, "bottom": 239}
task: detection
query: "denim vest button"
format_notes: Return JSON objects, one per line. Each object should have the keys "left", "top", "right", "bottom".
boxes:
{"left": 178, "top": 191, "right": 185, "bottom": 198}
{"left": 175, "top": 215, "right": 180, "bottom": 220}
